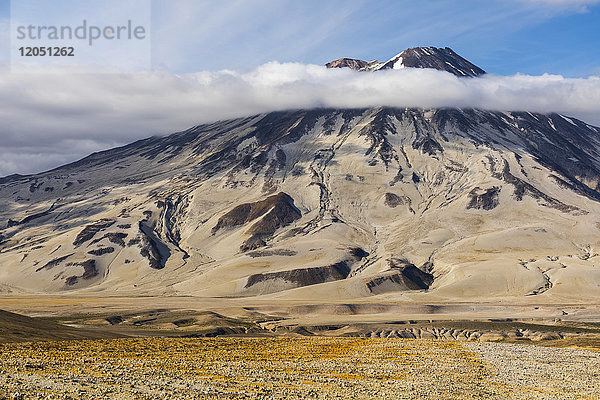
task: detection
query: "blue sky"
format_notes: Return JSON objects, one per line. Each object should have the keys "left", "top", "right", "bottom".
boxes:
{"left": 147, "top": 0, "right": 600, "bottom": 76}
{"left": 158, "top": 0, "right": 600, "bottom": 76}
{"left": 1, "top": 0, "right": 600, "bottom": 76}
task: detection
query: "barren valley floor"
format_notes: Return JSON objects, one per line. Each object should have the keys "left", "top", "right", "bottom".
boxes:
{"left": 1, "top": 296, "right": 600, "bottom": 399}
{"left": 1, "top": 337, "right": 600, "bottom": 400}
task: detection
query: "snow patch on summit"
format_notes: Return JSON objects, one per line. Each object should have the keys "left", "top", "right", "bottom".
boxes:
{"left": 392, "top": 57, "right": 404, "bottom": 70}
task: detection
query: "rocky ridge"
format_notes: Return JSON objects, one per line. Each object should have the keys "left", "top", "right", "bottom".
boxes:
{"left": 326, "top": 46, "right": 486, "bottom": 76}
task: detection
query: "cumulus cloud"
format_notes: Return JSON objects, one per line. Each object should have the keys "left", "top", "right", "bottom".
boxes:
{"left": 1, "top": 63, "right": 600, "bottom": 176}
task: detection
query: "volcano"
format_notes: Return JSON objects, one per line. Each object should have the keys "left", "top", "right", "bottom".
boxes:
{"left": 1, "top": 48, "right": 600, "bottom": 303}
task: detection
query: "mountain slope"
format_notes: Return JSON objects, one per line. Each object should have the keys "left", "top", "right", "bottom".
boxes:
{"left": 1, "top": 107, "right": 600, "bottom": 301}
{"left": 0, "top": 309, "right": 122, "bottom": 342}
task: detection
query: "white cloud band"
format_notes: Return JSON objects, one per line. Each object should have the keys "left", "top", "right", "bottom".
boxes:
{"left": 1, "top": 63, "right": 599, "bottom": 176}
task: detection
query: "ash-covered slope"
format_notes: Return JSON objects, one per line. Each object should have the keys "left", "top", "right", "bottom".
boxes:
{"left": 326, "top": 46, "right": 485, "bottom": 77}
{"left": 1, "top": 107, "right": 600, "bottom": 301}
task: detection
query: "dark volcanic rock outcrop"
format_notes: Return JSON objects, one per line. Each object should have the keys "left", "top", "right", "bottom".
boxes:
{"left": 366, "top": 259, "right": 434, "bottom": 295}
{"left": 384, "top": 193, "right": 411, "bottom": 208}
{"left": 244, "top": 261, "right": 351, "bottom": 294}
{"left": 467, "top": 187, "right": 501, "bottom": 210}
{"left": 213, "top": 192, "right": 301, "bottom": 234}
{"left": 64, "top": 260, "right": 99, "bottom": 286}
{"left": 73, "top": 220, "right": 116, "bottom": 246}
{"left": 6, "top": 204, "right": 58, "bottom": 228}
{"left": 87, "top": 247, "right": 115, "bottom": 256}
{"left": 35, "top": 254, "right": 73, "bottom": 272}
{"left": 132, "top": 223, "right": 170, "bottom": 270}
{"left": 213, "top": 192, "right": 302, "bottom": 251}
{"left": 91, "top": 232, "right": 128, "bottom": 247}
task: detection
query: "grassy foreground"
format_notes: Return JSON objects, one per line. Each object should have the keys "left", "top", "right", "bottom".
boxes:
{"left": 1, "top": 337, "right": 598, "bottom": 399}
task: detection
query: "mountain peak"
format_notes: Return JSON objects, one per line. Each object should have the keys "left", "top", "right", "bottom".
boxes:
{"left": 325, "top": 58, "right": 384, "bottom": 71}
{"left": 326, "top": 46, "right": 486, "bottom": 77}
{"left": 383, "top": 47, "right": 486, "bottom": 77}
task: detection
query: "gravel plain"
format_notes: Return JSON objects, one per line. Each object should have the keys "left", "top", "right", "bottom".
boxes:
{"left": 1, "top": 337, "right": 599, "bottom": 400}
